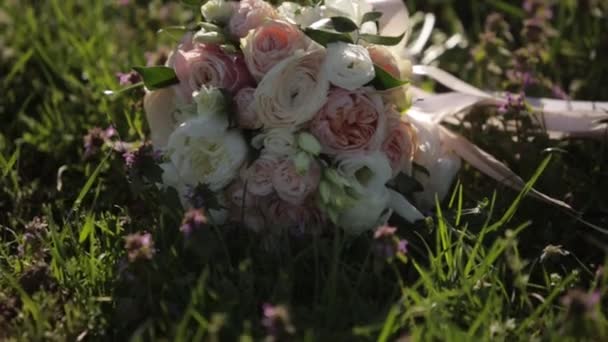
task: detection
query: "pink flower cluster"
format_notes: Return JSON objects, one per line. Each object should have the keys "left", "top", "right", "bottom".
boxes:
{"left": 145, "top": 0, "right": 420, "bottom": 234}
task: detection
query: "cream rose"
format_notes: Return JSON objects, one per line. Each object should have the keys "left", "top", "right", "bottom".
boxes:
{"left": 254, "top": 49, "right": 329, "bottom": 128}
{"left": 229, "top": 0, "right": 278, "bottom": 38}
{"left": 165, "top": 116, "right": 248, "bottom": 191}
{"left": 143, "top": 88, "right": 178, "bottom": 149}
{"left": 234, "top": 87, "right": 262, "bottom": 129}
{"left": 251, "top": 128, "right": 298, "bottom": 157}
{"left": 242, "top": 20, "right": 312, "bottom": 81}
{"left": 310, "top": 88, "right": 388, "bottom": 154}
{"left": 324, "top": 42, "right": 375, "bottom": 90}
{"left": 272, "top": 158, "right": 321, "bottom": 205}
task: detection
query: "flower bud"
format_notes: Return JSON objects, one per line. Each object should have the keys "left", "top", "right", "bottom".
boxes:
{"left": 293, "top": 151, "right": 311, "bottom": 174}
{"left": 201, "top": 0, "right": 235, "bottom": 25}
{"left": 193, "top": 29, "right": 226, "bottom": 45}
{"left": 193, "top": 85, "right": 228, "bottom": 119}
{"left": 297, "top": 132, "right": 322, "bottom": 156}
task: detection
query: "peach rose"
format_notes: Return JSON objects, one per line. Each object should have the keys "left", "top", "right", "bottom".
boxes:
{"left": 382, "top": 108, "right": 417, "bottom": 176}
{"left": 173, "top": 44, "right": 254, "bottom": 102}
{"left": 272, "top": 158, "right": 321, "bottom": 205}
{"left": 241, "top": 153, "right": 279, "bottom": 196}
{"left": 229, "top": 0, "right": 278, "bottom": 38}
{"left": 242, "top": 20, "right": 312, "bottom": 81}
{"left": 310, "top": 88, "right": 388, "bottom": 154}
{"left": 367, "top": 45, "right": 400, "bottom": 78}
{"left": 261, "top": 196, "right": 326, "bottom": 234}
{"left": 225, "top": 180, "right": 266, "bottom": 231}
{"left": 234, "top": 87, "right": 262, "bottom": 129}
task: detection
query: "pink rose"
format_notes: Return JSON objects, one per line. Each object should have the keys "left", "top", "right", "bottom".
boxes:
{"left": 173, "top": 44, "right": 254, "bottom": 102}
{"left": 261, "top": 196, "right": 326, "bottom": 234}
{"left": 382, "top": 108, "right": 417, "bottom": 176}
{"left": 271, "top": 158, "right": 320, "bottom": 205}
{"left": 310, "top": 88, "right": 388, "bottom": 154}
{"left": 234, "top": 87, "right": 262, "bottom": 129}
{"left": 229, "top": 0, "right": 278, "bottom": 38}
{"left": 242, "top": 20, "right": 311, "bottom": 81}
{"left": 367, "top": 45, "right": 400, "bottom": 78}
{"left": 225, "top": 180, "right": 265, "bottom": 231}
{"left": 241, "top": 153, "right": 279, "bottom": 196}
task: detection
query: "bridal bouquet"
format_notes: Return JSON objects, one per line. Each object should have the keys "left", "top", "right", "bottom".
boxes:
{"left": 139, "top": 0, "right": 459, "bottom": 235}
{"left": 137, "top": 0, "right": 607, "bottom": 235}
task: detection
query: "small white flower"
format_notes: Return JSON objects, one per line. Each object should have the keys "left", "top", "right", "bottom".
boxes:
{"left": 165, "top": 116, "right": 248, "bottom": 192}
{"left": 201, "top": 0, "right": 235, "bottom": 24}
{"left": 277, "top": 2, "right": 324, "bottom": 27}
{"left": 192, "top": 85, "right": 228, "bottom": 123}
{"left": 324, "top": 42, "right": 375, "bottom": 91}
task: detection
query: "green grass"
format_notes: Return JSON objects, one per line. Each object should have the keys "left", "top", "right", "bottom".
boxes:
{"left": 1, "top": 0, "right": 607, "bottom": 340}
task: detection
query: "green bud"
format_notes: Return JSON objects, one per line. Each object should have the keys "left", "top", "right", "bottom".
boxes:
{"left": 319, "top": 180, "right": 331, "bottom": 204}
{"left": 201, "top": 0, "right": 235, "bottom": 24}
{"left": 293, "top": 151, "right": 311, "bottom": 174}
{"left": 193, "top": 29, "right": 226, "bottom": 45}
{"left": 297, "top": 132, "right": 322, "bottom": 156}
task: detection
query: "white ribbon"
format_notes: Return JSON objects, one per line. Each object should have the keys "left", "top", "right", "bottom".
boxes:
{"left": 369, "top": 0, "right": 608, "bottom": 215}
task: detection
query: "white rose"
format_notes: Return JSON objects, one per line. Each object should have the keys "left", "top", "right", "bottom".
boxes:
{"left": 408, "top": 112, "right": 461, "bottom": 211}
{"left": 201, "top": 0, "right": 235, "bottom": 24}
{"left": 254, "top": 49, "right": 329, "bottom": 128}
{"left": 159, "top": 162, "right": 229, "bottom": 224}
{"left": 339, "top": 187, "right": 391, "bottom": 235}
{"left": 251, "top": 128, "right": 298, "bottom": 157}
{"left": 166, "top": 116, "right": 248, "bottom": 192}
{"left": 324, "top": 42, "right": 375, "bottom": 91}
{"left": 335, "top": 151, "right": 423, "bottom": 232}
{"left": 335, "top": 151, "right": 392, "bottom": 193}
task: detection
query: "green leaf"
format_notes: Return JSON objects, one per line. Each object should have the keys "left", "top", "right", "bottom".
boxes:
{"left": 330, "top": 16, "right": 359, "bottom": 32}
{"left": 303, "top": 28, "right": 353, "bottom": 46}
{"left": 361, "top": 11, "right": 383, "bottom": 24}
{"left": 132, "top": 66, "right": 180, "bottom": 90}
{"left": 359, "top": 32, "right": 405, "bottom": 46}
{"left": 368, "top": 64, "right": 408, "bottom": 90}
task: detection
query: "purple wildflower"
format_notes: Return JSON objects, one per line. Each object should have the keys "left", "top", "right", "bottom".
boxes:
{"left": 261, "top": 303, "right": 296, "bottom": 341}
{"left": 116, "top": 70, "right": 141, "bottom": 86}
{"left": 180, "top": 209, "right": 208, "bottom": 236}
{"left": 122, "top": 143, "right": 159, "bottom": 170}
{"left": 561, "top": 289, "right": 601, "bottom": 320}
{"left": 83, "top": 126, "right": 116, "bottom": 158}
{"left": 498, "top": 92, "right": 526, "bottom": 114}
{"left": 124, "top": 232, "right": 155, "bottom": 262}
{"left": 373, "top": 225, "right": 408, "bottom": 259}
